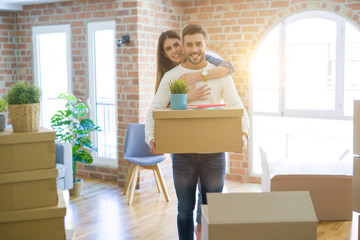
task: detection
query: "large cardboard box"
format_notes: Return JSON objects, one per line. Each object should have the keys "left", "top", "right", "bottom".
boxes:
{"left": 0, "top": 127, "right": 56, "bottom": 173}
{"left": 261, "top": 148, "right": 353, "bottom": 220}
{"left": 0, "top": 168, "right": 58, "bottom": 212}
{"left": 201, "top": 192, "right": 318, "bottom": 240}
{"left": 354, "top": 100, "right": 360, "bottom": 155}
{"left": 354, "top": 101, "right": 360, "bottom": 213}
{"left": 354, "top": 156, "right": 360, "bottom": 213}
{"left": 271, "top": 175, "right": 352, "bottom": 220}
{"left": 153, "top": 107, "right": 243, "bottom": 154}
{"left": 0, "top": 190, "right": 66, "bottom": 240}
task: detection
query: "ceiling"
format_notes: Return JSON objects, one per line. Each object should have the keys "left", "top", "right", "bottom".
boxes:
{"left": 0, "top": 0, "right": 68, "bottom": 11}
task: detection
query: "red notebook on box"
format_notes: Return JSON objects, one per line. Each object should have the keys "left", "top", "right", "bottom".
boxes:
{"left": 186, "top": 104, "right": 226, "bottom": 110}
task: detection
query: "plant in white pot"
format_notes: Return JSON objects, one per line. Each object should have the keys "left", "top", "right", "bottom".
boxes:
{"left": 51, "top": 93, "right": 101, "bottom": 196}
{"left": 6, "top": 81, "right": 41, "bottom": 132}
{"left": 0, "top": 97, "right": 8, "bottom": 131}
{"left": 169, "top": 79, "right": 189, "bottom": 110}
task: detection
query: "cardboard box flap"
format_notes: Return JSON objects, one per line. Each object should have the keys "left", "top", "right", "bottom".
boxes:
{"left": 0, "top": 190, "right": 66, "bottom": 223}
{"left": 153, "top": 107, "right": 243, "bottom": 120}
{"left": 0, "top": 127, "right": 56, "bottom": 145}
{"left": 0, "top": 168, "right": 58, "bottom": 184}
{"left": 206, "top": 192, "right": 318, "bottom": 224}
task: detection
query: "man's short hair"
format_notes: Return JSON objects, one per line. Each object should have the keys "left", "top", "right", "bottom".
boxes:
{"left": 182, "top": 24, "right": 207, "bottom": 41}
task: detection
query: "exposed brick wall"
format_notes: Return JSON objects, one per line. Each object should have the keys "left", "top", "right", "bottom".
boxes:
{"left": 0, "top": 11, "right": 17, "bottom": 122}
{"left": 114, "top": 0, "right": 141, "bottom": 186}
{"left": 116, "top": 0, "right": 182, "bottom": 188}
{"left": 181, "top": 0, "right": 360, "bottom": 183}
{"left": 76, "top": 162, "right": 119, "bottom": 181}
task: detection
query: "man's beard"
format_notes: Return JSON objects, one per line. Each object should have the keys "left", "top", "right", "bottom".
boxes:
{"left": 186, "top": 52, "right": 205, "bottom": 65}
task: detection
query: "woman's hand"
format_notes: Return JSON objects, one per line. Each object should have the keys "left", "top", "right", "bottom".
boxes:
{"left": 241, "top": 134, "right": 248, "bottom": 153}
{"left": 150, "top": 139, "right": 156, "bottom": 155}
{"left": 178, "top": 72, "right": 203, "bottom": 86}
{"left": 187, "top": 84, "right": 211, "bottom": 103}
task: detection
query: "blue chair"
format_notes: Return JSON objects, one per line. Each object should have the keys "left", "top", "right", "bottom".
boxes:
{"left": 123, "top": 123, "right": 170, "bottom": 204}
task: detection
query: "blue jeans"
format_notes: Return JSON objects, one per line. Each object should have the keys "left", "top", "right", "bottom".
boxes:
{"left": 172, "top": 153, "right": 226, "bottom": 240}
{"left": 196, "top": 180, "right": 202, "bottom": 224}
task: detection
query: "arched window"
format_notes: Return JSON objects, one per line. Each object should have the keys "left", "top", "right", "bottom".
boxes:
{"left": 251, "top": 11, "right": 360, "bottom": 175}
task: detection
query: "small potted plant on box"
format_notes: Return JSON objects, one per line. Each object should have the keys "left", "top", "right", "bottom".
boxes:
{"left": 169, "top": 79, "right": 189, "bottom": 110}
{"left": 51, "top": 93, "right": 101, "bottom": 196}
{"left": 6, "top": 81, "right": 41, "bottom": 132}
{"left": 0, "top": 96, "right": 8, "bottom": 131}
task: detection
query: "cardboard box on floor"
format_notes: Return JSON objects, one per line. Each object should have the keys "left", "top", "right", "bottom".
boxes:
{"left": 260, "top": 148, "right": 353, "bottom": 221}
{"left": 354, "top": 101, "right": 360, "bottom": 213}
{"left": 354, "top": 100, "right": 360, "bottom": 156}
{"left": 272, "top": 175, "right": 353, "bottom": 220}
{"left": 0, "top": 168, "right": 58, "bottom": 212}
{"left": 0, "top": 190, "right": 66, "bottom": 240}
{"left": 354, "top": 156, "right": 360, "bottom": 213}
{"left": 153, "top": 107, "right": 243, "bottom": 154}
{"left": 201, "top": 192, "right": 318, "bottom": 240}
{"left": 0, "top": 127, "right": 56, "bottom": 173}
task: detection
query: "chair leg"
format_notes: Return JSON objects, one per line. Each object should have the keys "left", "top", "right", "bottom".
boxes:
{"left": 123, "top": 163, "right": 135, "bottom": 195}
{"left": 128, "top": 165, "right": 139, "bottom": 205}
{"left": 153, "top": 170, "right": 162, "bottom": 193}
{"left": 154, "top": 164, "right": 170, "bottom": 202}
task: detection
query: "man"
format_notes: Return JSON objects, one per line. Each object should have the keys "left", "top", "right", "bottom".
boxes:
{"left": 145, "top": 24, "right": 250, "bottom": 240}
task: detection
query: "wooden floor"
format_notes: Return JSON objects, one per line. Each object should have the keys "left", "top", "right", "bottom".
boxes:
{"left": 64, "top": 177, "right": 359, "bottom": 240}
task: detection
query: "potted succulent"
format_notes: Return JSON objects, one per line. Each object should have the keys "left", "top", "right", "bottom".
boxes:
{"left": 0, "top": 96, "right": 8, "bottom": 131}
{"left": 51, "top": 93, "right": 101, "bottom": 196}
{"left": 169, "top": 79, "right": 189, "bottom": 110}
{"left": 6, "top": 81, "right": 41, "bottom": 132}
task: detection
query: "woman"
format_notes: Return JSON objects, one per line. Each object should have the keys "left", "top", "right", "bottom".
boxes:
{"left": 155, "top": 30, "right": 236, "bottom": 240}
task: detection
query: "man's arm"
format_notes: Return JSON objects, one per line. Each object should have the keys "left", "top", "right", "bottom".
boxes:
{"left": 145, "top": 72, "right": 173, "bottom": 149}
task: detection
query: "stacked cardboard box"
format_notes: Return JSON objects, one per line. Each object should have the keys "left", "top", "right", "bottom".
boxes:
{"left": 0, "top": 127, "right": 67, "bottom": 240}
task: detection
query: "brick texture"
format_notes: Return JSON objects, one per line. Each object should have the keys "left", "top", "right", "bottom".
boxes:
{"left": 0, "top": 0, "right": 359, "bottom": 187}
{"left": 0, "top": 12, "right": 17, "bottom": 97}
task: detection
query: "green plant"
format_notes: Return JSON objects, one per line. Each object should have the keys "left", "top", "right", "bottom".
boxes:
{"left": 7, "top": 81, "right": 41, "bottom": 105}
{"left": 0, "top": 97, "right": 7, "bottom": 112}
{"left": 168, "top": 79, "right": 189, "bottom": 94}
{"left": 51, "top": 93, "right": 101, "bottom": 183}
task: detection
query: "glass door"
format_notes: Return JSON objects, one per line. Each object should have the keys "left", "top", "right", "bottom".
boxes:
{"left": 88, "top": 21, "right": 117, "bottom": 165}
{"left": 32, "top": 24, "right": 72, "bottom": 129}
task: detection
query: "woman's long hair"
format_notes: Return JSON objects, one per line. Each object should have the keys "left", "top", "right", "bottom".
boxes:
{"left": 155, "top": 30, "right": 181, "bottom": 93}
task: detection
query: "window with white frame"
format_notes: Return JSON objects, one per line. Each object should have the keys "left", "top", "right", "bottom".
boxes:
{"left": 88, "top": 21, "right": 117, "bottom": 166}
{"left": 251, "top": 11, "right": 360, "bottom": 175}
{"left": 32, "top": 24, "right": 72, "bottom": 129}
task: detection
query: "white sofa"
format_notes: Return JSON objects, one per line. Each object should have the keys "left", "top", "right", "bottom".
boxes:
{"left": 55, "top": 143, "right": 73, "bottom": 191}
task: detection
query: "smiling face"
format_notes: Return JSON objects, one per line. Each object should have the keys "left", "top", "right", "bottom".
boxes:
{"left": 182, "top": 33, "right": 208, "bottom": 68}
{"left": 163, "top": 38, "right": 185, "bottom": 66}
